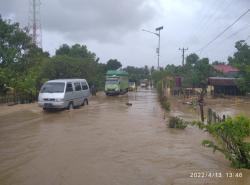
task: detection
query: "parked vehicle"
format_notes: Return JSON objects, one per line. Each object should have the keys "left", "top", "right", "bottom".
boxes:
{"left": 105, "top": 70, "right": 128, "bottom": 96}
{"left": 38, "top": 79, "right": 90, "bottom": 110}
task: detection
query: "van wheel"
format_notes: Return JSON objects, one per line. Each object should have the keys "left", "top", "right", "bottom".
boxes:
{"left": 68, "top": 102, "right": 74, "bottom": 110}
{"left": 81, "top": 100, "right": 84, "bottom": 106}
{"left": 83, "top": 99, "right": 88, "bottom": 106}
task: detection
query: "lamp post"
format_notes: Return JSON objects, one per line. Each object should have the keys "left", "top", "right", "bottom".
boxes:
{"left": 142, "top": 26, "right": 163, "bottom": 70}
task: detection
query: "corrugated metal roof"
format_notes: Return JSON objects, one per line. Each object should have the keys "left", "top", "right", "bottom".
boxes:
{"left": 213, "top": 64, "right": 239, "bottom": 74}
{"left": 208, "top": 77, "right": 237, "bottom": 86}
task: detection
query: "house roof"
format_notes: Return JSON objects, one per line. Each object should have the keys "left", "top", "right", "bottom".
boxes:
{"left": 213, "top": 64, "right": 239, "bottom": 74}
{"left": 208, "top": 77, "right": 237, "bottom": 86}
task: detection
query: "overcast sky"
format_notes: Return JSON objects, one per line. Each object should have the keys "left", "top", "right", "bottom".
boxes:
{"left": 0, "top": 0, "right": 250, "bottom": 67}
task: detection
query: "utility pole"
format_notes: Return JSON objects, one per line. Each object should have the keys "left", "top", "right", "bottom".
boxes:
{"left": 142, "top": 26, "right": 164, "bottom": 70}
{"left": 155, "top": 26, "right": 163, "bottom": 70}
{"left": 179, "top": 48, "right": 188, "bottom": 66}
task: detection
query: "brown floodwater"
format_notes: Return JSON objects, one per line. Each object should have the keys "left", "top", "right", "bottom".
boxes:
{"left": 0, "top": 89, "right": 249, "bottom": 185}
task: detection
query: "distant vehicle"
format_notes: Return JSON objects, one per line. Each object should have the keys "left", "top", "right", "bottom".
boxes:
{"left": 38, "top": 79, "right": 90, "bottom": 110}
{"left": 140, "top": 82, "right": 147, "bottom": 88}
{"left": 140, "top": 79, "right": 149, "bottom": 88}
{"left": 105, "top": 70, "right": 128, "bottom": 96}
{"left": 128, "top": 81, "right": 136, "bottom": 91}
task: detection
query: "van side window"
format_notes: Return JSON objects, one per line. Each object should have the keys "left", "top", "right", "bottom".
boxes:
{"left": 66, "top": 83, "right": 73, "bottom": 92}
{"left": 81, "top": 82, "right": 88, "bottom": 90}
{"left": 74, "top": 82, "right": 82, "bottom": 91}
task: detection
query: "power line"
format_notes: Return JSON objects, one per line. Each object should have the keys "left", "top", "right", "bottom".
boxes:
{"left": 220, "top": 24, "right": 250, "bottom": 42}
{"left": 198, "top": 0, "right": 235, "bottom": 40}
{"left": 197, "top": 8, "right": 250, "bottom": 53}
{"left": 186, "top": 0, "right": 235, "bottom": 48}
{"left": 196, "top": 0, "right": 221, "bottom": 31}
{"left": 199, "top": 0, "right": 229, "bottom": 33}
{"left": 189, "top": 0, "right": 221, "bottom": 45}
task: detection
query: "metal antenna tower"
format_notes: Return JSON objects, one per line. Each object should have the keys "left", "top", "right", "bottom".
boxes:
{"left": 28, "top": 0, "right": 42, "bottom": 48}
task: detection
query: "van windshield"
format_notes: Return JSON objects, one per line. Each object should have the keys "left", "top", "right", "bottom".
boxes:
{"left": 40, "top": 82, "right": 65, "bottom": 93}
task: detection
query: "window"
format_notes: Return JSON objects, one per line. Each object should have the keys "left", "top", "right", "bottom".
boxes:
{"left": 81, "top": 82, "right": 89, "bottom": 90}
{"left": 105, "top": 79, "right": 118, "bottom": 85}
{"left": 40, "top": 82, "right": 65, "bottom": 93}
{"left": 66, "top": 83, "right": 73, "bottom": 92}
{"left": 74, "top": 82, "right": 82, "bottom": 91}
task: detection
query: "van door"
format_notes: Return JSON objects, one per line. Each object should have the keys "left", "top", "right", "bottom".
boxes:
{"left": 73, "top": 82, "right": 82, "bottom": 106}
{"left": 65, "top": 82, "right": 74, "bottom": 107}
{"left": 81, "top": 81, "right": 90, "bottom": 98}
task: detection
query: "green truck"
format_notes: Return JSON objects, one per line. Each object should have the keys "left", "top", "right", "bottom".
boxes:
{"left": 105, "top": 70, "right": 129, "bottom": 96}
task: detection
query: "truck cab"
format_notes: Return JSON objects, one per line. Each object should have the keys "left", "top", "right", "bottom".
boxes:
{"left": 105, "top": 70, "right": 128, "bottom": 96}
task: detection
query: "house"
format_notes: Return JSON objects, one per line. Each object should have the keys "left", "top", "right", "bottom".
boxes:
{"left": 213, "top": 64, "right": 239, "bottom": 77}
{"left": 208, "top": 64, "right": 242, "bottom": 95}
{"left": 208, "top": 77, "right": 243, "bottom": 95}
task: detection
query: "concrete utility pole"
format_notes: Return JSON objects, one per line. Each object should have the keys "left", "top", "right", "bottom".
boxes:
{"left": 179, "top": 48, "right": 188, "bottom": 66}
{"left": 142, "top": 26, "right": 163, "bottom": 70}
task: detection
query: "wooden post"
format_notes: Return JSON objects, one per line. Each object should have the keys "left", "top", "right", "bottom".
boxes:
{"left": 198, "top": 88, "right": 206, "bottom": 122}
{"left": 222, "top": 115, "right": 226, "bottom": 122}
{"left": 212, "top": 111, "right": 216, "bottom": 123}
{"left": 161, "top": 80, "right": 164, "bottom": 99}
{"left": 208, "top": 108, "right": 212, "bottom": 124}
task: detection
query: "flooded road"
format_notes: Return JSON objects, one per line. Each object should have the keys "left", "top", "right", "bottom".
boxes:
{"left": 0, "top": 89, "right": 249, "bottom": 185}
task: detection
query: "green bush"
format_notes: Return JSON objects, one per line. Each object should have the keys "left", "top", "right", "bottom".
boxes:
{"left": 168, "top": 116, "right": 187, "bottom": 129}
{"left": 193, "top": 116, "right": 250, "bottom": 169}
{"left": 156, "top": 81, "right": 163, "bottom": 98}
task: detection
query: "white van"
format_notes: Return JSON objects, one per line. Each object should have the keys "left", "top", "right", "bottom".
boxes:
{"left": 38, "top": 79, "right": 90, "bottom": 110}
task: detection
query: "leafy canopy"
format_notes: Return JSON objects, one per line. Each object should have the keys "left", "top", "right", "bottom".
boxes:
{"left": 228, "top": 40, "right": 250, "bottom": 92}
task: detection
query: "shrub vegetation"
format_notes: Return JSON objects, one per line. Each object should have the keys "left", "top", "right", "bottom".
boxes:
{"left": 168, "top": 116, "right": 187, "bottom": 129}
{"left": 192, "top": 116, "right": 250, "bottom": 169}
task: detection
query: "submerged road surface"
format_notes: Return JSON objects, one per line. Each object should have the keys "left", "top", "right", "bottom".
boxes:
{"left": 0, "top": 89, "right": 249, "bottom": 185}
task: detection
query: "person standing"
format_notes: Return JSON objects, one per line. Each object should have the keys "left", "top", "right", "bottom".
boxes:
{"left": 91, "top": 84, "right": 96, "bottom": 96}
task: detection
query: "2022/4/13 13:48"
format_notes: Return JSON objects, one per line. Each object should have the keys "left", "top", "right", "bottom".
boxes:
{"left": 190, "top": 172, "right": 243, "bottom": 178}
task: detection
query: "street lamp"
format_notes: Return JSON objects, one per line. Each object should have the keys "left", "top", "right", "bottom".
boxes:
{"left": 142, "top": 26, "right": 163, "bottom": 70}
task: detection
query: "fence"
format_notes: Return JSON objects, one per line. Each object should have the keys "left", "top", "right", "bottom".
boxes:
{"left": 207, "top": 108, "right": 226, "bottom": 124}
{"left": 0, "top": 94, "right": 37, "bottom": 105}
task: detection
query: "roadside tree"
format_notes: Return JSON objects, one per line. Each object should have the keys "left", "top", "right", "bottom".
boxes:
{"left": 228, "top": 40, "right": 250, "bottom": 93}
{"left": 106, "top": 59, "right": 122, "bottom": 70}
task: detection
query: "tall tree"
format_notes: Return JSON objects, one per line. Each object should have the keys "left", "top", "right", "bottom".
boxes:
{"left": 44, "top": 44, "right": 106, "bottom": 90}
{"left": 106, "top": 59, "right": 122, "bottom": 70}
{"left": 56, "top": 44, "right": 96, "bottom": 60}
{"left": 0, "top": 16, "right": 48, "bottom": 94}
{"left": 228, "top": 40, "right": 250, "bottom": 93}
{"left": 186, "top": 53, "right": 199, "bottom": 66}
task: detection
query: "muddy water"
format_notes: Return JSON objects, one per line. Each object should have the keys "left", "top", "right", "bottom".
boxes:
{"left": 0, "top": 89, "right": 249, "bottom": 185}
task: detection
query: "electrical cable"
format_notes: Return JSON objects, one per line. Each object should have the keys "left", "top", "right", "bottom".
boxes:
{"left": 197, "top": 8, "right": 250, "bottom": 53}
